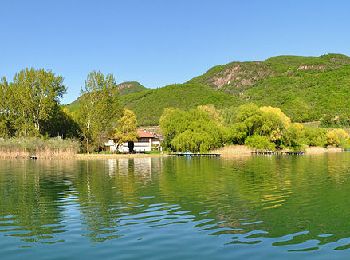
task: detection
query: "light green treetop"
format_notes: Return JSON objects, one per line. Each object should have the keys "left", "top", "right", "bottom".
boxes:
{"left": 114, "top": 109, "right": 138, "bottom": 146}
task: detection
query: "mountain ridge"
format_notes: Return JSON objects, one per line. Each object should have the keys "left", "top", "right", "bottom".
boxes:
{"left": 67, "top": 53, "right": 350, "bottom": 126}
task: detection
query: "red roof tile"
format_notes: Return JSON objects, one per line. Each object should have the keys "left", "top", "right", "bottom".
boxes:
{"left": 137, "top": 129, "right": 156, "bottom": 138}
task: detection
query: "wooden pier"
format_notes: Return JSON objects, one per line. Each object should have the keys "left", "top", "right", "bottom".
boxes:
{"left": 251, "top": 151, "right": 305, "bottom": 156}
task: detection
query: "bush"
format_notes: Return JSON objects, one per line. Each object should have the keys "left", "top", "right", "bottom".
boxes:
{"left": 282, "top": 123, "right": 306, "bottom": 151}
{"left": 160, "top": 106, "right": 227, "bottom": 152}
{"left": 171, "top": 130, "right": 214, "bottom": 153}
{"left": 304, "top": 127, "right": 327, "bottom": 147}
{"left": 326, "top": 129, "right": 349, "bottom": 147}
{"left": 245, "top": 135, "right": 276, "bottom": 151}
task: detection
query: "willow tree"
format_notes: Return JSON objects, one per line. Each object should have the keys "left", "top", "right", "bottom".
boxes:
{"left": 160, "top": 107, "right": 227, "bottom": 152}
{"left": 228, "top": 104, "right": 292, "bottom": 148}
{"left": 114, "top": 109, "right": 138, "bottom": 152}
{"left": 78, "top": 71, "right": 122, "bottom": 152}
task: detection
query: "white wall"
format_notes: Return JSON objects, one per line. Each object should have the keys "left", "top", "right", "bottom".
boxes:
{"left": 106, "top": 138, "right": 161, "bottom": 153}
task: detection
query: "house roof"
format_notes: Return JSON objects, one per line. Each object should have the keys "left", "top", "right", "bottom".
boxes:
{"left": 137, "top": 129, "right": 156, "bottom": 138}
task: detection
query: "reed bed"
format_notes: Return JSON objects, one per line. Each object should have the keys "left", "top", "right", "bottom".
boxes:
{"left": 211, "top": 145, "right": 254, "bottom": 157}
{"left": 0, "top": 137, "right": 80, "bottom": 159}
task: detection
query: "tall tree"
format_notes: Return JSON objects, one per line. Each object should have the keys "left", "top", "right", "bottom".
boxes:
{"left": 11, "top": 68, "right": 66, "bottom": 136}
{"left": 0, "top": 77, "right": 12, "bottom": 137}
{"left": 114, "top": 109, "right": 138, "bottom": 151}
{"left": 78, "top": 71, "right": 121, "bottom": 152}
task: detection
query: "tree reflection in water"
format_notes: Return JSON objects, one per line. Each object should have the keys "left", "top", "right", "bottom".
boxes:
{"left": 1, "top": 154, "right": 350, "bottom": 252}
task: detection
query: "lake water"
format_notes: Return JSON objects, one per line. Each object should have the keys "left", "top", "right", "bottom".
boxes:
{"left": 1, "top": 154, "right": 350, "bottom": 259}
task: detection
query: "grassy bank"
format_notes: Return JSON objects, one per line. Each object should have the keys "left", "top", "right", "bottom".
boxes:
{"left": 0, "top": 137, "right": 80, "bottom": 159}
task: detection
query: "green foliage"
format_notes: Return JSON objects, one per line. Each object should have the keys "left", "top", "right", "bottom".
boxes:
{"left": 66, "top": 54, "right": 350, "bottom": 127}
{"left": 245, "top": 135, "right": 276, "bottom": 151}
{"left": 114, "top": 109, "right": 138, "bottom": 145}
{"left": 41, "top": 106, "right": 81, "bottom": 139}
{"left": 190, "top": 54, "right": 350, "bottom": 124}
{"left": 226, "top": 104, "right": 338, "bottom": 151}
{"left": 118, "top": 83, "right": 239, "bottom": 126}
{"left": 160, "top": 108, "right": 189, "bottom": 149}
{"left": 304, "top": 127, "right": 327, "bottom": 147}
{"left": 282, "top": 123, "right": 306, "bottom": 151}
{"left": 160, "top": 106, "right": 227, "bottom": 152}
{"left": 227, "top": 104, "right": 291, "bottom": 148}
{"left": 326, "top": 129, "right": 349, "bottom": 147}
{"left": 116, "top": 81, "right": 147, "bottom": 95}
{"left": 0, "top": 68, "right": 68, "bottom": 138}
{"left": 13, "top": 68, "right": 66, "bottom": 135}
{"left": 77, "top": 71, "right": 122, "bottom": 152}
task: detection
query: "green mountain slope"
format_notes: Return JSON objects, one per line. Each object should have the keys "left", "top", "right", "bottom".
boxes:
{"left": 189, "top": 53, "right": 350, "bottom": 93}
{"left": 65, "top": 81, "right": 147, "bottom": 114}
{"left": 67, "top": 54, "right": 350, "bottom": 126}
{"left": 121, "top": 83, "right": 240, "bottom": 126}
{"left": 189, "top": 53, "right": 350, "bottom": 124}
{"left": 117, "top": 81, "right": 147, "bottom": 95}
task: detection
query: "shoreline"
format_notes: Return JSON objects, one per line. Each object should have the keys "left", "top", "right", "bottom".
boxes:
{"left": 0, "top": 146, "right": 345, "bottom": 160}
{"left": 75, "top": 153, "right": 168, "bottom": 160}
{"left": 212, "top": 145, "right": 344, "bottom": 158}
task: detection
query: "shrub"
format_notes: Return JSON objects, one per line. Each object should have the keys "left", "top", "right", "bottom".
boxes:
{"left": 245, "top": 135, "right": 276, "bottom": 151}
{"left": 304, "top": 127, "right": 327, "bottom": 147}
{"left": 160, "top": 106, "right": 227, "bottom": 152}
{"left": 282, "top": 123, "right": 306, "bottom": 151}
{"left": 326, "top": 129, "right": 349, "bottom": 147}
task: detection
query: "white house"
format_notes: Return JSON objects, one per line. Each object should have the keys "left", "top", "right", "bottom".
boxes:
{"left": 105, "top": 129, "right": 162, "bottom": 153}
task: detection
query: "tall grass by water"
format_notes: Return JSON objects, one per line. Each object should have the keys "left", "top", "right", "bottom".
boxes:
{"left": 0, "top": 137, "right": 80, "bottom": 159}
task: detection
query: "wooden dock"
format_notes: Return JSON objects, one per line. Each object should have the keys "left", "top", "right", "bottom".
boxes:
{"left": 251, "top": 151, "right": 305, "bottom": 156}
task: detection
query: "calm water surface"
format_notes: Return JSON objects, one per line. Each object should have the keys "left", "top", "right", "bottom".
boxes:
{"left": 1, "top": 154, "right": 350, "bottom": 259}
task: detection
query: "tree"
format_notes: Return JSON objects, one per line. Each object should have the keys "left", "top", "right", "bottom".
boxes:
{"left": 233, "top": 103, "right": 262, "bottom": 136}
{"left": 197, "top": 104, "right": 224, "bottom": 124}
{"left": 245, "top": 135, "right": 276, "bottom": 151}
{"left": 227, "top": 104, "right": 291, "bottom": 148}
{"left": 0, "top": 77, "right": 13, "bottom": 138}
{"left": 259, "top": 106, "right": 291, "bottom": 146}
{"left": 326, "top": 129, "right": 349, "bottom": 147}
{"left": 114, "top": 109, "right": 138, "bottom": 152}
{"left": 11, "top": 68, "right": 66, "bottom": 136}
{"left": 160, "top": 106, "right": 227, "bottom": 152}
{"left": 78, "top": 71, "right": 122, "bottom": 152}
{"left": 41, "top": 106, "right": 81, "bottom": 139}
{"left": 304, "top": 127, "right": 327, "bottom": 147}
{"left": 282, "top": 123, "right": 305, "bottom": 151}
{"left": 160, "top": 108, "right": 189, "bottom": 150}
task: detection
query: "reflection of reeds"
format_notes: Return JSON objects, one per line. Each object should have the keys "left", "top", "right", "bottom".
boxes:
{"left": 0, "top": 137, "right": 79, "bottom": 159}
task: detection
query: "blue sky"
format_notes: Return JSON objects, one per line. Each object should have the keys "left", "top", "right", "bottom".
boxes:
{"left": 1, "top": 0, "right": 349, "bottom": 103}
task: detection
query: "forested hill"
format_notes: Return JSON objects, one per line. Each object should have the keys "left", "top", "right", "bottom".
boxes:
{"left": 67, "top": 81, "right": 147, "bottom": 113}
{"left": 188, "top": 53, "right": 350, "bottom": 123}
{"left": 116, "top": 81, "right": 147, "bottom": 95}
{"left": 67, "top": 54, "right": 350, "bottom": 126}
